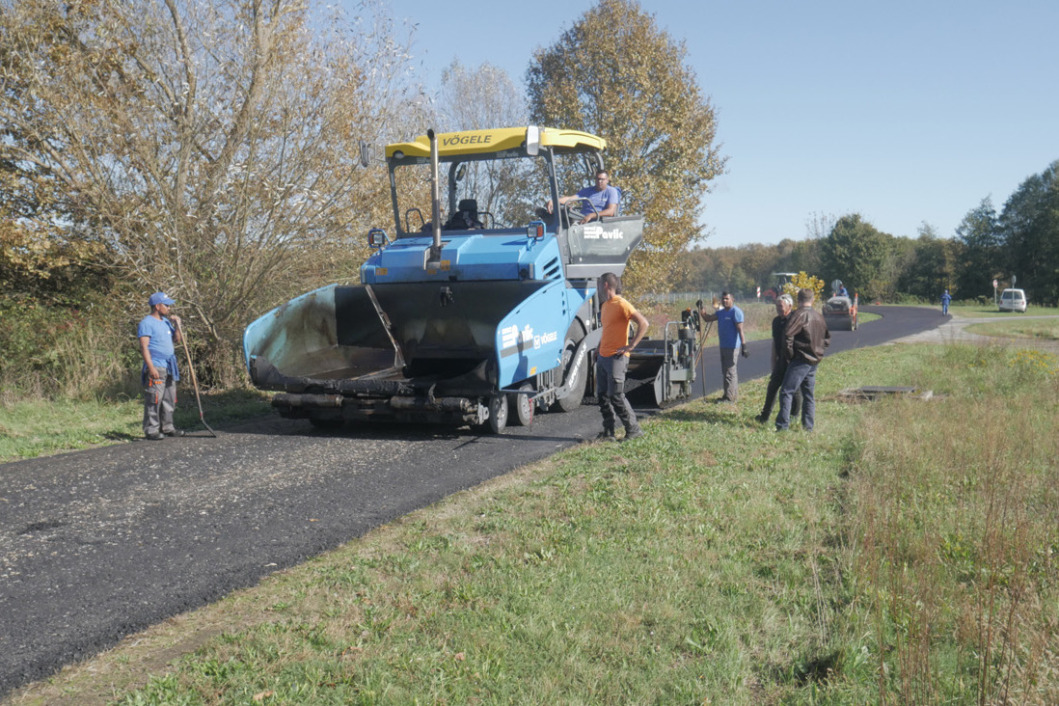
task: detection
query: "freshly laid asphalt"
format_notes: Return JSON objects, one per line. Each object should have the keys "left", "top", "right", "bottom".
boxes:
{"left": 0, "top": 305, "right": 945, "bottom": 696}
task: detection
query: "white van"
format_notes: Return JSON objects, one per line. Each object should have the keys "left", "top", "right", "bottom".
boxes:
{"left": 998, "top": 288, "right": 1027, "bottom": 312}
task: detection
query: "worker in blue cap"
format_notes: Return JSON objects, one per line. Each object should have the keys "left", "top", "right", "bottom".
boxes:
{"left": 137, "top": 292, "right": 185, "bottom": 440}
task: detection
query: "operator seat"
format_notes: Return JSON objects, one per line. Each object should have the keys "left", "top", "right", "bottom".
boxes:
{"left": 443, "top": 199, "right": 484, "bottom": 230}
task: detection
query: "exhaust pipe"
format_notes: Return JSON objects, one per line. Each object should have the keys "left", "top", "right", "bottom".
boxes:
{"left": 427, "top": 128, "right": 443, "bottom": 266}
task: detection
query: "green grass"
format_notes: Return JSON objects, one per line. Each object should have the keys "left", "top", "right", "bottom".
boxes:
{"left": 0, "top": 389, "right": 272, "bottom": 462}
{"left": 6, "top": 342, "right": 1059, "bottom": 705}
{"left": 948, "top": 303, "right": 1059, "bottom": 319}
{"left": 966, "top": 318, "right": 1059, "bottom": 341}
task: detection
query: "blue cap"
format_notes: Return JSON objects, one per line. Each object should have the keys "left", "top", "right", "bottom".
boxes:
{"left": 149, "top": 292, "right": 175, "bottom": 307}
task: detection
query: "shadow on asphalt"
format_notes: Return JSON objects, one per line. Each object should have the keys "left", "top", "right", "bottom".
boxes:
{"left": 206, "top": 413, "right": 578, "bottom": 445}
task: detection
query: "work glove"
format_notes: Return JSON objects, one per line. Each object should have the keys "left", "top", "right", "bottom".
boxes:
{"left": 741, "top": 347, "right": 750, "bottom": 359}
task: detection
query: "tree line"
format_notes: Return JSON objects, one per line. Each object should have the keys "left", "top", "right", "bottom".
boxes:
{"left": 677, "top": 165, "right": 1059, "bottom": 306}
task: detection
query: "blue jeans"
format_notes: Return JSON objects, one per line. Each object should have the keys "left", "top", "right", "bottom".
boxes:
{"left": 775, "top": 359, "right": 817, "bottom": 431}
{"left": 760, "top": 360, "right": 801, "bottom": 422}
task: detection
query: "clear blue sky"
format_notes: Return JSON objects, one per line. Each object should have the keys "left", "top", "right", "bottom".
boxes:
{"left": 360, "top": 0, "right": 1059, "bottom": 248}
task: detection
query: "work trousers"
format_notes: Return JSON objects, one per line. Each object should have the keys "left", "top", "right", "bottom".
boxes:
{"left": 143, "top": 373, "right": 178, "bottom": 436}
{"left": 720, "top": 347, "right": 739, "bottom": 401}
{"left": 760, "top": 361, "right": 801, "bottom": 422}
{"left": 596, "top": 354, "right": 640, "bottom": 435}
{"left": 775, "top": 359, "right": 817, "bottom": 431}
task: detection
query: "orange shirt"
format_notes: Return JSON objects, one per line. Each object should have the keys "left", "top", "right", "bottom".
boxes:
{"left": 599, "top": 295, "right": 637, "bottom": 357}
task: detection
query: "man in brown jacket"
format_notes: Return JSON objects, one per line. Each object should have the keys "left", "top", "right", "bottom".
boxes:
{"left": 776, "top": 288, "right": 831, "bottom": 431}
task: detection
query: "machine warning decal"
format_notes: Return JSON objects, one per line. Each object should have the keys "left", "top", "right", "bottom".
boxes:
{"left": 500, "top": 324, "right": 558, "bottom": 358}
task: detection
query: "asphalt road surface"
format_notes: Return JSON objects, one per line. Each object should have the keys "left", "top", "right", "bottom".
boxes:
{"left": 0, "top": 305, "right": 943, "bottom": 696}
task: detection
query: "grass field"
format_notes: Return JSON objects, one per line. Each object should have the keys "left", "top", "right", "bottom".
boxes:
{"left": 948, "top": 303, "right": 1059, "bottom": 319}
{"left": 966, "top": 318, "right": 1059, "bottom": 341}
{"left": 0, "top": 390, "right": 271, "bottom": 463}
{"left": 5, "top": 338, "right": 1058, "bottom": 705}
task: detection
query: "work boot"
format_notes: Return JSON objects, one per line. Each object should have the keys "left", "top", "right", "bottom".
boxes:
{"left": 595, "top": 430, "right": 617, "bottom": 442}
{"left": 622, "top": 428, "right": 644, "bottom": 442}
{"left": 145, "top": 432, "right": 164, "bottom": 441}
{"left": 162, "top": 429, "right": 186, "bottom": 437}
{"left": 755, "top": 413, "right": 769, "bottom": 424}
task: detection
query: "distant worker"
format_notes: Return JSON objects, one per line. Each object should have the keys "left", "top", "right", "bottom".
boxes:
{"left": 941, "top": 288, "right": 952, "bottom": 315}
{"left": 137, "top": 292, "right": 185, "bottom": 441}
{"left": 757, "top": 294, "right": 801, "bottom": 424}
{"left": 595, "top": 272, "right": 648, "bottom": 442}
{"left": 837, "top": 282, "right": 849, "bottom": 298}
{"left": 776, "top": 288, "right": 831, "bottom": 432}
{"left": 698, "top": 292, "right": 748, "bottom": 403}
{"left": 548, "top": 169, "right": 620, "bottom": 224}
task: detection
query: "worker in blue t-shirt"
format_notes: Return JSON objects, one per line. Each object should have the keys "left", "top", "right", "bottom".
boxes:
{"left": 941, "top": 289, "right": 952, "bottom": 315}
{"left": 137, "top": 292, "right": 185, "bottom": 440}
{"left": 548, "top": 169, "right": 620, "bottom": 224}
{"left": 699, "top": 292, "right": 748, "bottom": 402}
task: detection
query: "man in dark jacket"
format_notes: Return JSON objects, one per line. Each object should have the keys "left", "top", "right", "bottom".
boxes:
{"left": 756, "top": 293, "right": 800, "bottom": 424}
{"left": 776, "top": 288, "right": 831, "bottom": 432}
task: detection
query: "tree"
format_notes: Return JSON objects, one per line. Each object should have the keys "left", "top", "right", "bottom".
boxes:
{"left": 805, "top": 211, "right": 838, "bottom": 241}
{"left": 819, "top": 214, "right": 892, "bottom": 300}
{"left": 526, "top": 0, "right": 725, "bottom": 292}
{"left": 434, "top": 61, "right": 531, "bottom": 227}
{"left": 896, "top": 224, "right": 955, "bottom": 301}
{"left": 0, "top": 9, "right": 112, "bottom": 304}
{"left": 0, "top": 153, "right": 110, "bottom": 303}
{"left": 0, "top": 0, "right": 423, "bottom": 382}
{"left": 954, "top": 198, "right": 1000, "bottom": 299}
{"left": 437, "top": 61, "right": 527, "bottom": 132}
{"left": 998, "top": 162, "right": 1059, "bottom": 305}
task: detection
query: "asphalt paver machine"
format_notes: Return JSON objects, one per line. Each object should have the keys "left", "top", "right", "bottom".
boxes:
{"left": 243, "top": 127, "right": 645, "bottom": 432}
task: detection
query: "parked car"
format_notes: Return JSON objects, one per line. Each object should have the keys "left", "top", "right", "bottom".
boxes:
{"left": 998, "top": 288, "right": 1027, "bottom": 313}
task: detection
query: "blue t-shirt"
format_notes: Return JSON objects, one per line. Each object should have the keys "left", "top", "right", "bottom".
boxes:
{"left": 137, "top": 315, "right": 180, "bottom": 381}
{"left": 576, "top": 185, "right": 620, "bottom": 218}
{"left": 716, "top": 306, "right": 744, "bottom": 350}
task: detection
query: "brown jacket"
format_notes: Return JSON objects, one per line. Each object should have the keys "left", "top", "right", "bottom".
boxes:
{"left": 784, "top": 306, "right": 831, "bottom": 364}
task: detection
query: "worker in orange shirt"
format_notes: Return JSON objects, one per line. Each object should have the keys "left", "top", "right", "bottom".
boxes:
{"left": 594, "top": 272, "right": 649, "bottom": 442}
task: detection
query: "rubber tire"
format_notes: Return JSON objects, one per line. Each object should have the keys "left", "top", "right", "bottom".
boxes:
{"left": 509, "top": 383, "right": 534, "bottom": 427}
{"left": 487, "top": 394, "right": 508, "bottom": 434}
{"left": 555, "top": 329, "right": 587, "bottom": 413}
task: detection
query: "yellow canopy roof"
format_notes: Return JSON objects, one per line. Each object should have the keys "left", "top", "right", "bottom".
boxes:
{"left": 385, "top": 127, "right": 605, "bottom": 159}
